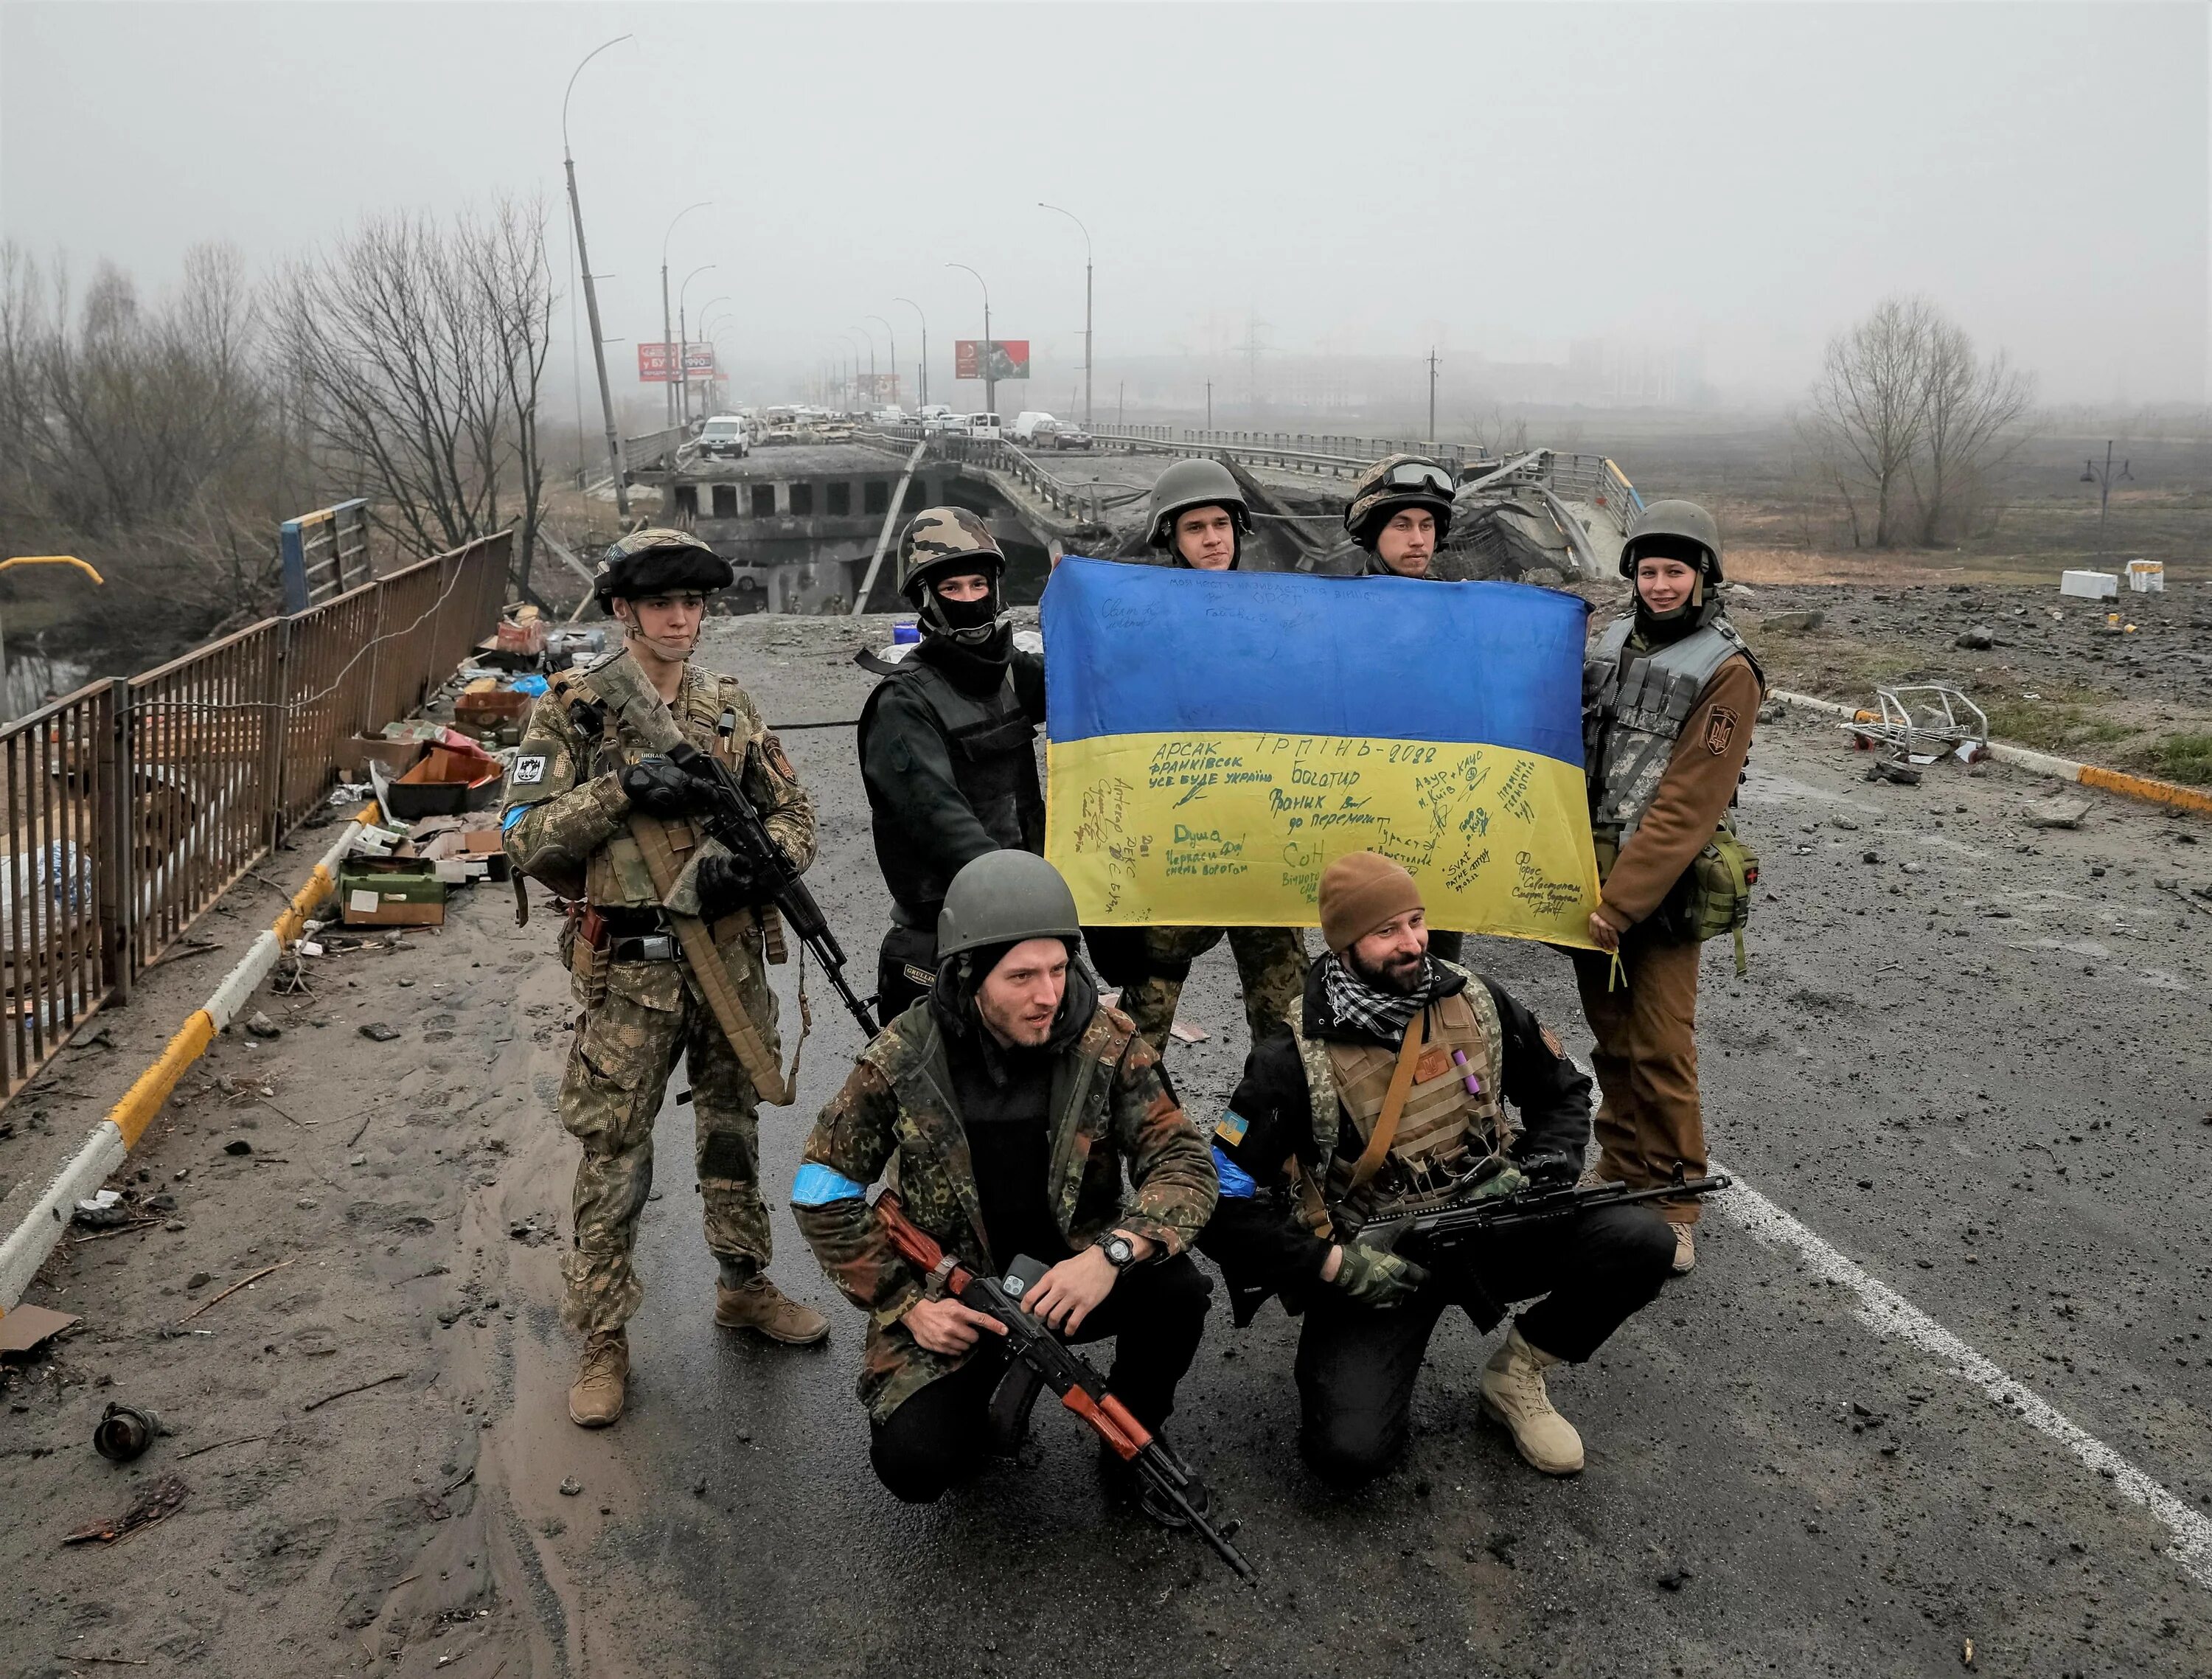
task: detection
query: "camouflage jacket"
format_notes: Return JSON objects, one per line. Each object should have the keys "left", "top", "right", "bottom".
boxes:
{"left": 793, "top": 997, "right": 1218, "bottom": 1421}
{"left": 500, "top": 654, "right": 815, "bottom": 908}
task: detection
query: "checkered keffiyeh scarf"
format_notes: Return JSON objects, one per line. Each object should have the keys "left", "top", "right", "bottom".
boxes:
{"left": 1322, "top": 953, "right": 1437, "bottom": 1042}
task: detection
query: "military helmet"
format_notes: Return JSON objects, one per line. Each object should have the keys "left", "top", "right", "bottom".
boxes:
{"left": 1620, "top": 498, "right": 1724, "bottom": 584}
{"left": 1145, "top": 457, "right": 1251, "bottom": 550}
{"left": 936, "top": 850, "right": 1082, "bottom": 964}
{"left": 897, "top": 506, "right": 1004, "bottom": 601}
{"left": 593, "top": 527, "right": 733, "bottom": 608}
{"left": 1343, "top": 453, "right": 1457, "bottom": 549}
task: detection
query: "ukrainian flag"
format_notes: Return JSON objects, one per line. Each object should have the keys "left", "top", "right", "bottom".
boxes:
{"left": 1043, "top": 557, "right": 1601, "bottom": 949}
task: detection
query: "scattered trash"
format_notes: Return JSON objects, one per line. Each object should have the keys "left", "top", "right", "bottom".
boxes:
{"left": 1962, "top": 1637, "right": 1975, "bottom": 1667}
{"left": 338, "top": 857, "right": 447, "bottom": 928}
{"left": 0, "top": 1304, "right": 80, "bottom": 1356}
{"left": 74, "top": 1189, "right": 133, "bottom": 1229}
{"left": 1843, "top": 685, "right": 1988, "bottom": 765}
{"left": 359, "top": 1022, "right": 402, "bottom": 1043}
{"left": 63, "top": 1473, "right": 189, "bottom": 1546}
{"left": 1167, "top": 1020, "right": 1209, "bottom": 1045}
{"left": 2028, "top": 797, "right": 2093, "bottom": 830}
{"left": 244, "top": 1010, "right": 281, "bottom": 1040}
{"left": 2059, "top": 569, "right": 2118, "bottom": 600}
{"left": 2126, "top": 560, "right": 2164, "bottom": 594}
{"left": 93, "top": 1401, "right": 164, "bottom": 1464}
{"left": 1868, "top": 761, "right": 1921, "bottom": 786}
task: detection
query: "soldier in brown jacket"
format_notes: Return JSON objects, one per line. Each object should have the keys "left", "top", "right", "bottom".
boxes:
{"left": 1574, "top": 501, "right": 1764, "bottom": 1276}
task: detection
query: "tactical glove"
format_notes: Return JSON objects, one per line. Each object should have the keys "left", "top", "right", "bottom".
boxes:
{"left": 1467, "top": 1161, "right": 1529, "bottom": 1202}
{"left": 696, "top": 850, "right": 773, "bottom": 919}
{"left": 1329, "top": 1243, "right": 1431, "bottom": 1309}
{"left": 1517, "top": 1150, "right": 1581, "bottom": 1189}
{"left": 619, "top": 757, "right": 703, "bottom": 818}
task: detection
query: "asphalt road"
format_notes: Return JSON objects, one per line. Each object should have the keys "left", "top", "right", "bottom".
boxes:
{"left": 512, "top": 613, "right": 2212, "bottom": 1678}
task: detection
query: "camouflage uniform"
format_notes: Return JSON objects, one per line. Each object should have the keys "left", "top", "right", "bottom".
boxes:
{"left": 1117, "top": 924, "right": 1309, "bottom": 1054}
{"left": 791, "top": 997, "right": 1217, "bottom": 1422}
{"left": 503, "top": 658, "right": 816, "bottom": 1337}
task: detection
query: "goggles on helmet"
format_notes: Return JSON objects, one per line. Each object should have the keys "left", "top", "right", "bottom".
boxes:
{"left": 1379, "top": 460, "right": 1456, "bottom": 498}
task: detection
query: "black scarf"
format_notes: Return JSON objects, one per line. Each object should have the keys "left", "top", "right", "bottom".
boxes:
{"left": 914, "top": 623, "right": 1013, "bottom": 695}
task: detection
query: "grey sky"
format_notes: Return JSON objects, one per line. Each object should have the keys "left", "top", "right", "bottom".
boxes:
{"left": 3, "top": 1, "right": 2205, "bottom": 410}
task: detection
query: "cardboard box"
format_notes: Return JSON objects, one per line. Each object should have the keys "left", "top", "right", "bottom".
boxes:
{"left": 455, "top": 687, "right": 533, "bottom": 730}
{"left": 378, "top": 745, "right": 503, "bottom": 821}
{"left": 2127, "top": 560, "right": 2166, "bottom": 594}
{"left": 462, "top": 827, "right": 512, "bottom": 881}
{"left": 336, "top": 857, "right": 447, "bottom": 927}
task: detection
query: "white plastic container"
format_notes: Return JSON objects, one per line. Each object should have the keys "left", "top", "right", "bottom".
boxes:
{"left": 2127, "top": 560, "right": 2165, "bottom": 594}
{"left": 2059, "top": 569, "right": 2118, "bottom": 600}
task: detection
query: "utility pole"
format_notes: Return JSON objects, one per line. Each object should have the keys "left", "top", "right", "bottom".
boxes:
{"left": 949, "top": 263, "right": 992, "bottom": 418}
{"left": 661, "top": 201, "right": 711, "bottom": 427}
{"left": 1427, "top": 347, "right": 1439, "bottom": 445}
{"left": 896, "top": 297, "right": 928, "bottom": 409}
{"left": 2081, "top": 440, "right": 2132, "bottom": 557}
{"left": 866, "top": 314, "right": 897, "bottom": 409}
{"left": 1039, "top": 203, "right": 1092, "bottom": 428}
{"left": 1206, "top": 380, "right": 1213, "bottom": 431}
{"left": 562, "top": 35, "right": 631, "bottom": 518}
{"left": 1118, "top": 381, "right": 1124, "bottom": 425}
{"left": 677, "top": 263, "right": 714, "bottom": 428}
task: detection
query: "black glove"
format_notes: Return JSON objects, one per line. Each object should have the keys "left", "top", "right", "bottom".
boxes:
{"left": 1517, "top": 1150, "right": 1582, "bottom": 1189}
{"left": 619, "top": 757, "right": 702, "bottom": 818}
{"left": 696, "top": 849, "right": 771, "bottom": 919}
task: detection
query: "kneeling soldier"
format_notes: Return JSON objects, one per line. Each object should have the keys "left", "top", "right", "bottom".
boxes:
{"left": 1199, "top": 851, "right": 1674, "bottom": 1486}
{"left": 790, "top": 851, "right": 1218, "bottom": 1517}
{"left": 503, "top": 529, "right": 830, "bottom": 1431}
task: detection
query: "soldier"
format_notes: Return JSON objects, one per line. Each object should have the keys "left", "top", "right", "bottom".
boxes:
{"left": 856, "top": 507, "right": 1046, "bottom": 1021}
{"left": 1088, "top": 459, "right": 1309, "bottom": 1054}
{"left": 1198, "top": 851, "right": 1674, "bottom": 1487}
{"left": 790, "top": 851, "right": 1218, "bottom": 1518}
{"left": 502, "top": 529, "right": 830, "bottom": 1430}
{"left": 1574, "top": 499, "right": 1764, "bottom": 1278}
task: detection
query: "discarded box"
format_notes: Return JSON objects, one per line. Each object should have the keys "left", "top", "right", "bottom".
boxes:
{"left": 462, "top": 827, "right": 512, "bottom": 881}
{"left": 336, "top": 856, "right": 448, "bottom": 927}
{"left": 454, "top": 687, "right": 533, "bottom": 731}
{"left": 2127, "top": 560, "right": 2165, "bottom": 594}
{"left": 376, "top": 745, "right": 503, "bottom": 821}
{"left": 2059, "top": 569, "right": 2118, "bottom": 600}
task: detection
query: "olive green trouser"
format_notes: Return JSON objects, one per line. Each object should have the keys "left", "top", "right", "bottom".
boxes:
{"left": 1118, "top": 924, "right": 1308, "bottom": 1054}
{"left": 1571, "top": 936, "right": 1706, "bottom": 1226}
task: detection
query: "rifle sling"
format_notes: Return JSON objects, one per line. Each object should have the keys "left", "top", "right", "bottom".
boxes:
{"left": 1346, "top": 1009, "right": 1426, "bottom": 1193}
{"left": 627, "top": 811, "right": 796, "bottom": 1107}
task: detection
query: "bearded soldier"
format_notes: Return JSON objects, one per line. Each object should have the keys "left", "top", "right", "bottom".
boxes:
{"left": 1085, "top": 459, "right": 1308, "bottom": 1056}
{"left": 502, "top": 529, "right": 830, "bottom": 1431}
{"left": 856, "top": 507, "right": 1046, "bottom": 1020}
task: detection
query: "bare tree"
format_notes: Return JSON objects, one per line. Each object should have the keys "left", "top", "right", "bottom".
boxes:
{"left": 273, "top": 198, "right": 552, "bottom": 586}
{"left": 1911, "top": 319, "right": 2035, "bottom": 543}
{"left": 1806, "top": 295, "right": 1937, "bottom": 548}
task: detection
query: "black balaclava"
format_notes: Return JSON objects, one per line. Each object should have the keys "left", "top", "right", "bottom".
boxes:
{"left": 915, "top": 572, "right": 1014, "bottom": 692}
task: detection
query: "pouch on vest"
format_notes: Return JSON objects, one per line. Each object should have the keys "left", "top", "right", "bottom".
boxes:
{"left": 1649, "top": 818, "right": 1760, "bottom": 975}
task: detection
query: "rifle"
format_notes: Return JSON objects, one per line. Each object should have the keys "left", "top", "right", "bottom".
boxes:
{"left": 590, "top": 651, "right": 880, "bottom": 1040}
{"left": 872, "top": 1192, "right": 1258, "bottom": 1585}
{"left": 1352, "top": 1169, "right": 1733, "bottom": 1262}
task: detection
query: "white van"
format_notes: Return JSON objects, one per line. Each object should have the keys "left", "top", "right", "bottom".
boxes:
{"left": 967, "top": 412, "right": 1004, "bottom": 440}
{"left": 698, "top": 414, "right": 750, "bottom": 459}
{"left": 1011, "top": 411, "right": 1057, "bottom": 443}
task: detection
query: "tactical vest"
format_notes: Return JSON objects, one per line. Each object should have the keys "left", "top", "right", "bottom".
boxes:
{"left": 1287, "top": 970, "right": 1511, "bottom": 1230}
{"left": 1582, "top": 613, "right": 1759, "bottom": 845}
{"left": 861, "top": 654, "right": 1043, "bottom": 922}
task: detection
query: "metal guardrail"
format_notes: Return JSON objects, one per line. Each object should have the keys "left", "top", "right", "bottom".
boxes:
{"left": 622, "top": 425, "right": 693, "bottom": 474}
{"left": 0, "top": 530, "right": 510, "bottom": 1104}
{"left": 279, "top": 498, "right": 373, "bottom": 613}
{"left": 861, "top": 428, "right": 1121, "bottom": 526}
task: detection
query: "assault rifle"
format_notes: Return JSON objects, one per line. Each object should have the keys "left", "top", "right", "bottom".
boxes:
{"left": 591, "top": 651, "right": 879, "bottom": 1040}
{"left": 1352, "top": 1168, "right": 1734, "bottom": 1261}
{"left": 873, "top": 1192, "right": 1258, "bottom": 1585}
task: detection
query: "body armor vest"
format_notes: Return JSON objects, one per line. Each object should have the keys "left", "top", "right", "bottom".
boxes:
{"left": 1289, "top": 977, "right": 1511, "bottom": 1230}
{"left": 1582, "top": 613, "right": 1758, "bottom": 845}
{"left": 863, "top": 654, "right": 1043, "bottom": 922}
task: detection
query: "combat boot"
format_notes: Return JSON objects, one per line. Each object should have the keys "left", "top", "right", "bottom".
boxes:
{"left": 568, "top": 1331, "right": 628, "bottom": 1428}
{"left": 1671, "top": 1224, "right": 1697, "bottom": 1276}
{"left": 714, "top": 1274, "right": 830, "bottom": 1346}
{"left": 1479, "top": 1324, "right": 1584, "bottom": 1475}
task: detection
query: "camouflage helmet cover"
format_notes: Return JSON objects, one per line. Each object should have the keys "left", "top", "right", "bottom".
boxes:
{"left": 593, "top": 526, "right": 734, "bottom": 607}
{"left": 936, "top": 849, "right": 1082, "bottom": 963}
{"left": 1343, "top": 453, "right": 1456, "bottom": 549}
{"left": 897, "top": 506, "right": 1004, "bottom": 601}
{"left": 1145, "top": 457, "right": 1251, "bottom": 549}
{"left": 1620, "top": 498, "right": 1724, "bottom": 583}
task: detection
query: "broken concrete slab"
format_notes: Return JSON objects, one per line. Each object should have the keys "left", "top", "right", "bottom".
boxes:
{"left": 2028, "top": 797, "right": 2094, "bottom": 830}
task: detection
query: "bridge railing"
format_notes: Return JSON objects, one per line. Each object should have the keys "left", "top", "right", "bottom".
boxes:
{"left": 0, "top": 529, "right": 510, "bottom": 1105}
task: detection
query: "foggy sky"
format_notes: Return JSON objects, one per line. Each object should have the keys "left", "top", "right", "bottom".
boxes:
{"left": 3, "top": 1, "right": 2205, "bottom": 413}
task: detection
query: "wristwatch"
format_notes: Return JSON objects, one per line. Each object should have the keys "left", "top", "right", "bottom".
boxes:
{"left": 1099, "top": 1231, "right": 1138, "bottom": 1271}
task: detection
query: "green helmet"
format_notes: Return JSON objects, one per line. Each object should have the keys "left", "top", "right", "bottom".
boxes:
{"left": 897, "top": 506, "right": 1007, "bottom": 647}
{"left": 936, "top": 850, "right": 1082, "bottom": 963}
{"left": 1146, "top": 457, "right": 1251, "bottom": 552}
{"left": 593, "top": 527, "right": 733, "bottom": 608}
{"left": 1343, "top": 454, "right": 1456, "bottom": 549}
{"left": 1620, "top": 498, "right": 1724, "bottom": 584}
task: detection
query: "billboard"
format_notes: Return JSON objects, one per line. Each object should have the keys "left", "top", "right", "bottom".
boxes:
{"left": 953, "top": 338, "right": 1031, "bottom": 381}
{"left": 856, "top": 373, "right": 902, "bottom": 403}
{"left": 638, "top": 342, "right": 717, "bottom": 383}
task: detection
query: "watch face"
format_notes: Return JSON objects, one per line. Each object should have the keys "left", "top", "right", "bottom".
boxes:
{"left": 1105, "top": 1236, "right": 1134, "bottom": 1266}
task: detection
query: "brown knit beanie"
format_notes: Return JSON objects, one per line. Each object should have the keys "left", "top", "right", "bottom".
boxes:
{"left": 1318, "top": 851, "right": 1424, "bottom": 954}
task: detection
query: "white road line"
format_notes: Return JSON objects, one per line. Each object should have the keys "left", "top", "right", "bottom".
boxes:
{"left": 1714, "top": 1166, "right": 2212, "bottom": 1591}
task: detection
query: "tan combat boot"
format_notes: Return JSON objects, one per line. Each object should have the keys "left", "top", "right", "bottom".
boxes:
{"left": 714, "top": 1275, "right": 830, "bottom": 1346}
{"left": 1671, "top": 1224, "right": 1697, "bottom": 1276}
{"left": 568, "top": 1331, "right": 628, "bottom": 1428}
{"left": 1480, "top": 1324, "right": 1585, "bottom": 1475}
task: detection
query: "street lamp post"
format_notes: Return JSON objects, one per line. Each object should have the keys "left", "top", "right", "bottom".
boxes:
{"left": 1038, "top": 202, "right": 1092, "bottom": 428}
{"left": 562, "top": 34, "right": 632, "bottom": 517}
{"left": 695, "top": 296, "right": 731, "bottom": 411}
{"left": 895, "top": 297, "right": 928, "bottom": 409}
{"left": 865, "top": 314, "right": 897, "bottom": 410}
{"left": 2080, "top": 440, "right": 2133, "bottom": 558}
{"left": 677, "top": 263, "right": 717, "bottom": 427}
{"left": 947, "top": 263, "right": 992, "bottom": 419}
{"left": 661, "top": 201, "right": 712, "bottom": 426}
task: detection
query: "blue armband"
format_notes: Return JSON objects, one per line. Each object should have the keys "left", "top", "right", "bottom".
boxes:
{"left": 790, "top": 1162, "right": 868, "bottom": 1207}
{"left": 1211, "top": 1143, "right": 1258, "bottom": 1200}
{"left": 499, "top": 804, "right": 529, "bottom": 833}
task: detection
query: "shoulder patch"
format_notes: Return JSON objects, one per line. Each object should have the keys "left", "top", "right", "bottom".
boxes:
{"left": 1538, "top": 1024, "right": 1565, "bottom": 1060}
{"left": 1703, "top": 706, "right": 1739, "bottom": 755}
{"left": 761, "top": 731, "right": 796, "bottom": 781}
{"left": 1214, "top": 1109, "right": 1251, "bottom": 1146}
{"left": 510, "top": 754, "right": 549, "bottom": 785}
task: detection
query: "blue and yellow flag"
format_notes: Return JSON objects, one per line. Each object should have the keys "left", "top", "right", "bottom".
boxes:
{"left": 1043, "top": 557, "right": 1601, "bottom": 949}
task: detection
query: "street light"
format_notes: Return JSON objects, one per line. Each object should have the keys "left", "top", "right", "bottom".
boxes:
{"left": 947, "top": 263, "right": 993, "bottom": 419}
{"left": 1037, "top": 202, "right": 1092, "bottom": 428}
{"left": 677, "top": 263, "right": 717, "bottom": 426}
{"left": 562, "top": 33, "right": 632, "bottom": 516}
{"left": 660, "top": 200, "right": 712, "bottom": 425}
{"left": 864, "top": 314, "right": 897, "bottom": 410}
{"left": 2081, "top": 441, "right": 2133, "bottom": 557}
{"left": 844, "top": 331, "right": 873, "bottom": 411}
{"left": 894, "top": 296, "right": 928, "bottom": 408}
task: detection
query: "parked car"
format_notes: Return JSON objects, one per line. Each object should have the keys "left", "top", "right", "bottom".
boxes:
{"left": 819, "top": 422, "right": 855, "bottom": 442}
{"left": 698, "top": 414, "right": 751, "bottom": 459}
{"left": 1048, "top": 424, "right": 1093, "bottom": 450}
{"left": 922, "top": 410, "right": 967, "bottom": 435}
{"left": 760, "top": 424, "right": 801, "bottom": 446}
{"left": 1011, "top": 411, "right": 1057, "bottom": 443}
